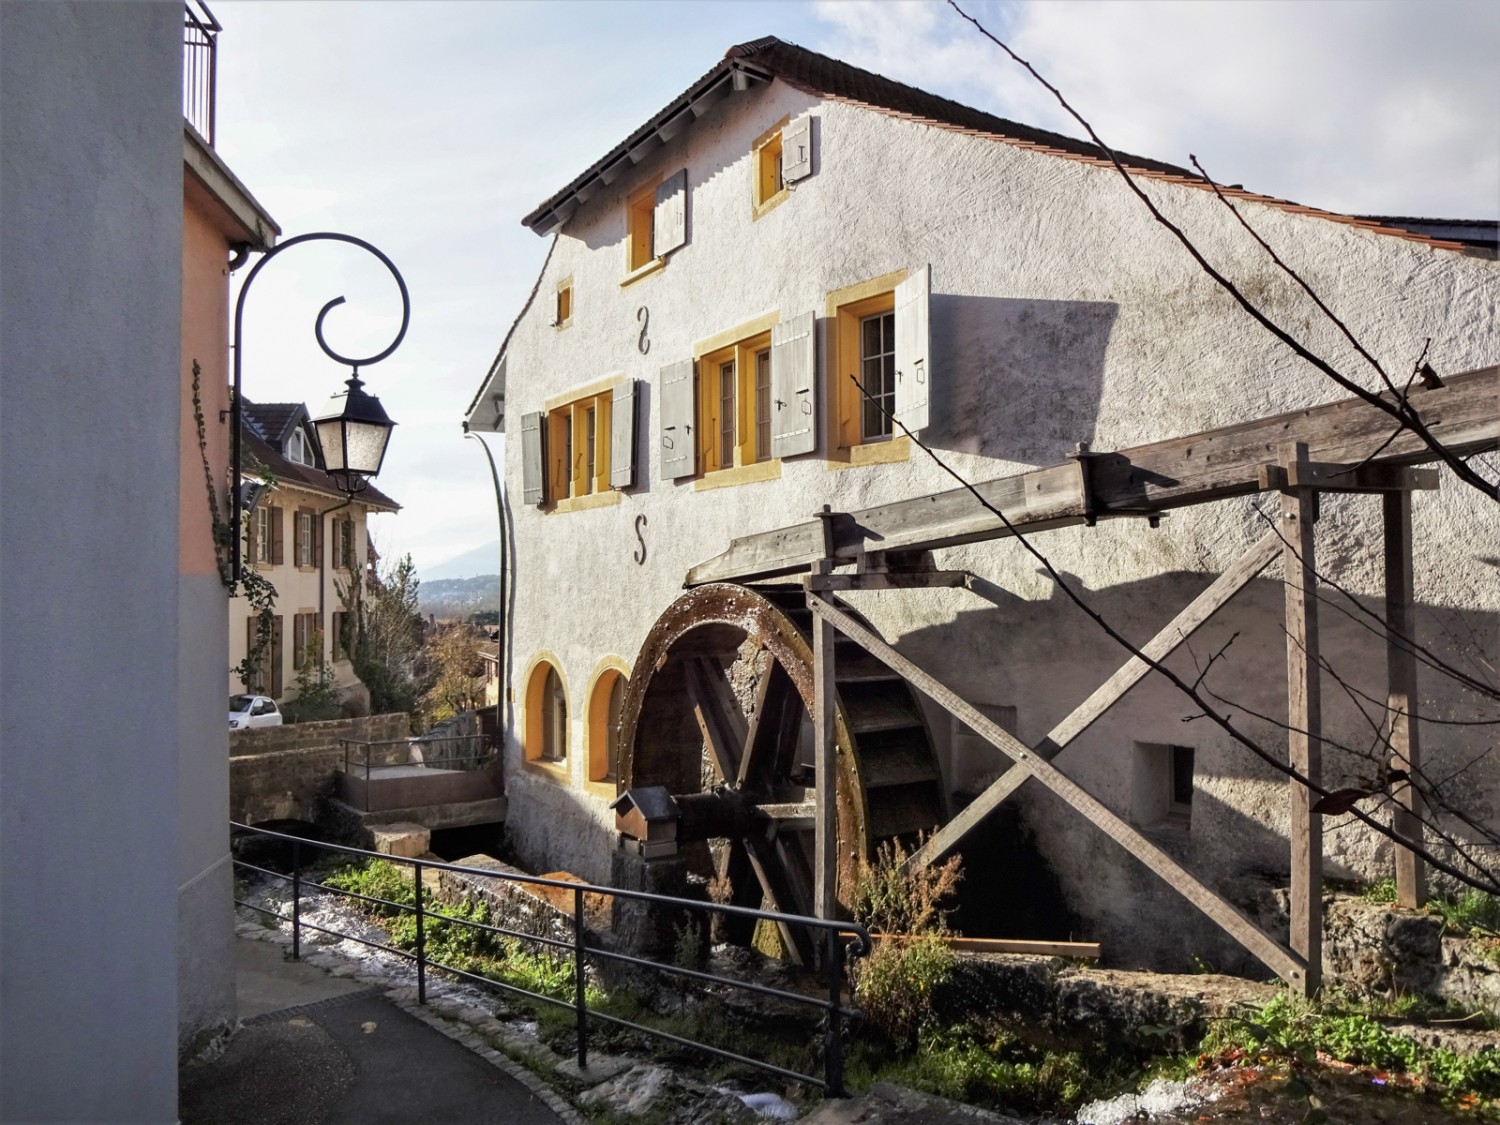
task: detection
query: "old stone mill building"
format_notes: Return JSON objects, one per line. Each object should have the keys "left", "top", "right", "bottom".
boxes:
{"left": 463, "top": 38, "right": 1498, "bottom": 989}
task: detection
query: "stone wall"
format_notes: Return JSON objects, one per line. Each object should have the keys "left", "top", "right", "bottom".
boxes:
{"left": 229, "top": 712, "right": 412, "bottom": 824}
{"left": 229, "top": 711, "right": 410, "bottom": 758}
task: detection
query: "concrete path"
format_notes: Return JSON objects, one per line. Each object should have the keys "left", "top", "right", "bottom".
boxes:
{"left": 180, "top": 938, "right": 569, "bottom": 1124}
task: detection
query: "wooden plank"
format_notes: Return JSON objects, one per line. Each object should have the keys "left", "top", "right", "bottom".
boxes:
{"left": 912, "top": 529, "right": 1281, "bottom": 868}
{"left": 808, "top": 591, "right": 1308, "bottom": 989}
{"left": 807, "top": 571, "right": 970, "bottom": 591}
{"left": 1385, "top": 489, "right": 1426, "bottom": 909}
{"left": 869, "top": 933, "right": 1102, "bottom": 959}
{"left": 687, "top": 366, "right": 1497, "bottom": 585}
{"left": 1282, "top": 442, "right": 1323, "bottom": 997}
{"left": 812, "top": 561, "right": 838, "bottom": 921}
{"left": 737, "top": 658, "right": 778, "bottom": 789}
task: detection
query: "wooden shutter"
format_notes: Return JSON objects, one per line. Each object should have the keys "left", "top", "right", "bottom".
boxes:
{"left": 246, "top": 509, "right": 259, "bottom": 563}
{"left": 782, "top": 116, "right": 812, "bottom": 183}
{"left": 610, "top": 379, "right": 638, "bottom": 489}
{"left": 270, "top": 507, "right": 284, "bottom": 565}
{"left": 653, "top": 169, "right": 687, "bottom": 257}
{"left": 521, "top": 410, "right": 546, "bottom": 505}
{"left": 894, "top": 264, "right": 931, "bottom": 434}
{"left": 316, "top": 612, "right": 325, "bottom": 662}
{"left": 246, "top": 617, "right": 260, "bottom": 690}
{"left": 313, "top": 512, "right": 323, "bottom": 563}
{"left": 270, "top": 616, "right": 284, "bottom": 698}
{"left": 770, "top": 311, "right": 816, "bottom": 458}
{"left": 659, "top": 359, "right": 696, "bottom": 480}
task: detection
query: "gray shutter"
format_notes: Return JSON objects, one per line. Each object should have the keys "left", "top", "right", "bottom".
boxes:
{"left": 653, "top": 169, "right": 687, "bottom": 258}
{"left": 894, "top": 264, "right": 931, "bottom": 434}
{"left": 770, "top": 311, "right": 816, "bottom": 458}
{"left": 782, "top": 116, "right": 812, "bottom": 184}
{"left": 610, "top": 379, "right": 638, "bottom": 489}
{"left": 521, "top": 410, "right": 546, "bottom": 505}
{"left": 660, "top": 359, "right": 695, "bottom": 480}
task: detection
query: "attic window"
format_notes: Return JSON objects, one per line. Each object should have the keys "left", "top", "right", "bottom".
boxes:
{"left": 285, "top": 428, "right": 313, "bottom": 466}
{"left": 753, "top": 115, "right": 812, "bottom": 221}
{"left": 626, "top": 181, "right": 658, "bottom": 273}
{"left": 555, "top": 278, "right": 573, "bottom": 328}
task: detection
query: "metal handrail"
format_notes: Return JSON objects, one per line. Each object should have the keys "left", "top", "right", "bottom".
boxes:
{"left": 183, "top": 1, "right": 219, "bottom": 144}
{"left": 231, "top": 822, "right": 868, "bottom": 1095}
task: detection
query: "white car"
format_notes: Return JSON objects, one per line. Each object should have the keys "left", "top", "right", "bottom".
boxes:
{"left": 229, "top": 694, "right": 282, "bottom": 729}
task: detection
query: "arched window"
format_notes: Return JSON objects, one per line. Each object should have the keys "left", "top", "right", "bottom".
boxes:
{"left": 524, "top": 659, "right": 569, "bottom": 768}
{"left": 587, "top": 667, "right": 628, "bottom": 783}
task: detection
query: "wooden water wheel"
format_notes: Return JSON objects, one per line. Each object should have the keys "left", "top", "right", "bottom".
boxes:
{"left": 617, "top": 583, "right": 945, "bottom": 964}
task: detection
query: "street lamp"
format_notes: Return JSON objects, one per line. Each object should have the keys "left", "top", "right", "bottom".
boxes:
{"left": 230, "top": 231, "right": 408, "bottom": 583}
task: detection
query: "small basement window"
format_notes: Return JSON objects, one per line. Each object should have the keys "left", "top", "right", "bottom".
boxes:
{"left": 1131, "top": 742, "right": 1194, "bottom": 828}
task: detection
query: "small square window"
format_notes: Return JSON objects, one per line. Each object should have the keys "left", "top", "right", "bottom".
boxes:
{"left": 1132, "top": 742, "right": 1194, "bottom": 828}
{"left": 555, "top": 279, "right": 573, "bottom": 327}
{"left": 626, "top": 182, "right": 657, "bottom": 273}
{"left": 752, "top": 124, "right": 790, "bottom": 219}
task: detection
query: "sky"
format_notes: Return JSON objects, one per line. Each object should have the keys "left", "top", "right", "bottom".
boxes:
{"left": 212, "top": 0, "right": 1500, "bottom": 578}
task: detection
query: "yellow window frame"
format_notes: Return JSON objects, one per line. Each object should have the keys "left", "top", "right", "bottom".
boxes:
{"left": 626, "top": 179, "right": 658, "bottom": 274}
{"left": 751, "top": 117, "right": 790, "bottom": 220}
{"left": 826, "top": 269, "right": 909, "bottom": 457}
{"left": 555, "top": 277, "right": 573, "bottom": 328}
{"left": 545, "top": 390, "right": 613, "bottom": 502}
{"left": 695, "top": 330, "right": 772, "bottom": 474}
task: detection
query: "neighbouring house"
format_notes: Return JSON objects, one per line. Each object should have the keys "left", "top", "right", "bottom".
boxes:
{"left": 231, "top": 399, "right": 400, "bottom": 711}
{"left": 2, "top": 1, "right": 287, "bottom": 1116}
{"left": 463, "top": 37, "right": 1497, "bottom": 982}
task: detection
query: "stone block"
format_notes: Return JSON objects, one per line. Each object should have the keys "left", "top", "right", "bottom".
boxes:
{"left": 371, "top": 822, "right": 430, "bottom": 858}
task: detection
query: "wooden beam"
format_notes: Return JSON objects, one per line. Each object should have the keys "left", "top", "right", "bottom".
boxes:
{"left": 1282, "top": 442, "right": 1323, "bottom": 997}
{"left": 807, "top": 570, "right": 971, "bottom": 592}
{"left": 687, "top": 366, "right": 1496, "bottom": 585}
{"left": 685, "top": 658, "right": 744, "bottom": 784}
{"left": 869, "top": 933, "right": 1102, "bottom": 959}
{"left": 808, "top": 591, "right": 1308, "bottom": 989}
{"left": 811, "top": 561, "right": 838, "bottom": 921}
{"left": 912, "top": 529, "right": 1281, "bottom": 868}
{"left": 1258, "top": 461, "right": 1441, "bottom": 493}
{"left": 1385, "top": 489, "right": 1426, "bottom": 909}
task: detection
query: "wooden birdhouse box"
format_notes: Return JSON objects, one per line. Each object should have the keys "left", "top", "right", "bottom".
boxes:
{"left": 611, "top": 786, "right": 681, "bottom": 858}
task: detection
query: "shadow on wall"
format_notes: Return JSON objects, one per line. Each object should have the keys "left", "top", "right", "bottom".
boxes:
{"left": 926, "top": 294, "right": 1119, "bottom": 465}
{"left": 881, "top": 562, "right": 1496, "bottom": 971}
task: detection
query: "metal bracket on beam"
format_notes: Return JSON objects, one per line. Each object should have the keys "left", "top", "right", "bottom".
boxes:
{"left": 1258, "top": 461, "right": 1441, "bottom": 493}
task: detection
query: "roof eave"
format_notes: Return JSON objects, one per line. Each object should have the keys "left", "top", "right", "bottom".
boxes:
{"left": 522, "top": 60, "right": 773, "bottom": 237}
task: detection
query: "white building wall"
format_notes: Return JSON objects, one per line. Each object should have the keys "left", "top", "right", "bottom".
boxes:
{"left": 486, "top": 79, "right": 1497, "bottom": 968}
{"left": 1, "top": 2, "right": 185, "bottom": 1118}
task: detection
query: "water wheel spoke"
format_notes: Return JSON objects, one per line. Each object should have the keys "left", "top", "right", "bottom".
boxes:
{"left": 737, "top": 662, "right": 795, "bottom": 790}
{"left": 716, "top": 843, "right": 760, "bottom": 945}
{"left": 743, "top": 831, "right": 817, "bottom": 966}
{"left": 685, "top": 656, "right": 746, "bottom": 783}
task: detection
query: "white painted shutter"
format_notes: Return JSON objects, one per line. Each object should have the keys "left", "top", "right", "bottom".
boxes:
{"left": 659, "top": 359, "right": 695, "bottom": 480}
{"left": 521, "top": 410, "right": 546, "bottom": 505}
{"left": 653, "top": 169, "right": 687, "bottom": 257}
{"left": 770, "top": 311, "right": 816, "bottom": 458}
{"left": 782, "top": 116, "right": 812, "bottom": 183}
{"left": 894, "top": 264, "right": 931, "bottom": 434}
{"left": 610, "top": 379, "right": 637, "bottom": 489}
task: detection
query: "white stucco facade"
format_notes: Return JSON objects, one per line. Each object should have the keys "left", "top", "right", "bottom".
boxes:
{"left": 469, "top": 46, "right": 1497, "bottom": 971}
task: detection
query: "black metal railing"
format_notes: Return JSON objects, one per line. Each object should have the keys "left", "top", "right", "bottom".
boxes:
{"left": 183, "top": 1, "right": 220, "bottom": 144}
{"left": 340, "top": 735, "right": 494, "bottom": 777}
{"left": 231, "top": 823, "right": 869, "bottom": 1095}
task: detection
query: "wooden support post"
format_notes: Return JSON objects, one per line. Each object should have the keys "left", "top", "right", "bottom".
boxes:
{"left": 1385, "top": 489, "right": 1426, "bottom": 908}
{"left": 811, "top": 559, "right": 838, "bottom": 921}
{"left": 1281, "top": 442, "right": 1322, "bottom": 996}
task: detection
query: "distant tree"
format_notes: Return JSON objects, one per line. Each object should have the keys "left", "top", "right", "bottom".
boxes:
{"left": 421, "top": 623, "right": 484, "bottom": 725}
{"left": 349, "top": 553, "right": 425, "bottom": 721}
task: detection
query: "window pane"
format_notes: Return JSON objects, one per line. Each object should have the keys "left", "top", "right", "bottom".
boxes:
{"left": 585, "top": 407, "right": 597, "bottom": 494}
{"left": 859, "top": 311, "right": 895, "bottom": 439}
{"left": 719, "top": 360, "right": 736, "bottom": 468}
{"left": 755, "top": 349, "right": 771, "bottom": 462}
{"left": 604, "top": 674, "right": 626, "bottom": 782}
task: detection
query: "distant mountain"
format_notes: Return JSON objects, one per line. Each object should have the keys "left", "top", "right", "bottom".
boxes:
{"left": 420, "top": 574, "right": 500, "bottom": 618}
{"left": 423, "top": 539, "right": 501, "bottom": 581}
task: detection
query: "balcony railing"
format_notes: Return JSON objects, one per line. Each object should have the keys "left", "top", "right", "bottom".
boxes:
{"left": 183, "top": 0, "right": 220, "bottom": 145}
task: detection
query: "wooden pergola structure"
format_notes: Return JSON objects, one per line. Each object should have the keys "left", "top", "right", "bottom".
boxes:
{"left": 688, "top": 366, "right": 1497, "bottom": 994}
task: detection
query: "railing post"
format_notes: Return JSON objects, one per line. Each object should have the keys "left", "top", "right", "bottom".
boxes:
{"left": 414, "top": 860, "right": 426, "bottom": 1005}
{"left": 824, "top": 929, "right": 844, "bottom": 1097}
{"left": 574, "top": 885, "right": 588, "bottom": 1071}
{"left": 291, "top": 838, "right": 302, "bottom": 961}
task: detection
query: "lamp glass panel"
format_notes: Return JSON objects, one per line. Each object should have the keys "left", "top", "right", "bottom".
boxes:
{"left": 343, "top": 419, "right": 391, "bottom": 476}
{"left": 314, "top": 418, "right": 347, "bottom": 472}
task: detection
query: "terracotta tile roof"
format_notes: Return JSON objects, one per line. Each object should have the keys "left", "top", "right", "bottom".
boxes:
{"left": 522, "top": 36, "right": 1488, "bottom": 257}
